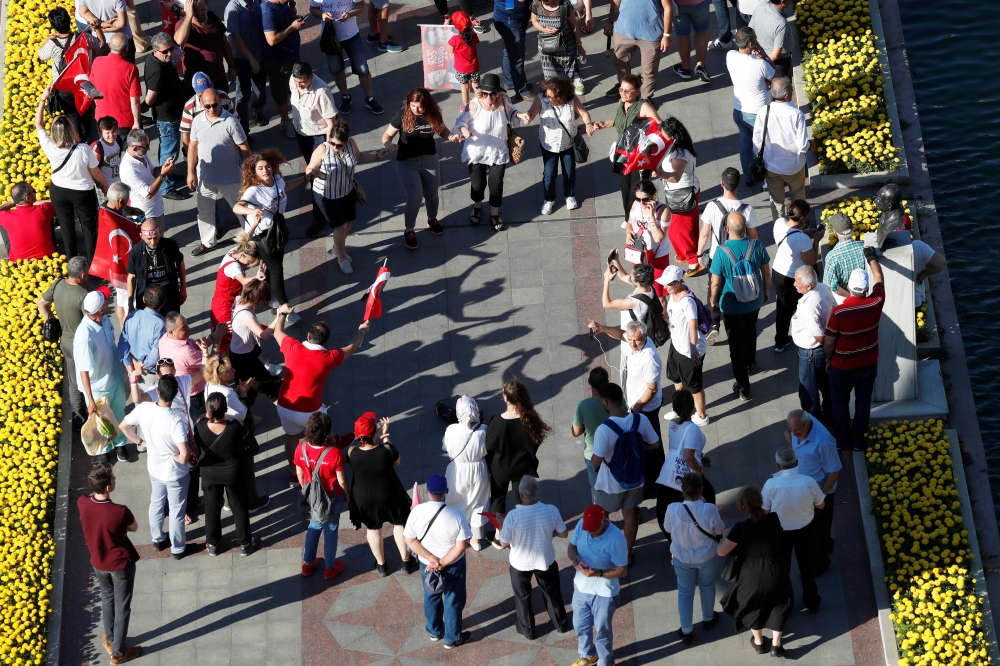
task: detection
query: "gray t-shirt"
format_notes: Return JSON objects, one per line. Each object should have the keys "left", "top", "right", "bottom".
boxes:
{"left": 749, "top": 1, "right": 791, "bottom": 58}
{"left": 75, "top": 0, "right": 131, "bottom": 37}
{"left": 190, "top": 111, "right": 247, "bottom": 185}
{"left": 42, "top": 279, "right": 88, "bottom": 350}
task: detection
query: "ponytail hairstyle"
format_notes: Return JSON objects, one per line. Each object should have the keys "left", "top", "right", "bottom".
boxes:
{"left": 502, "top": 378, "right": 552, "bottom": 444}
{"left": 205, "top": 392, "right": 228, "bottom": 421}
{"left": 203, "top": 354, "right": 233, "bottom": 386}
{"left": 232, "top": 230, "right": 260, "bottom": 263}
{"left": 787, "top": 199, "right": 811, "bottom": 225}
{"left": 737, "top": 485, "right": 766, "bottom": 522}
{"left": 401, "top": 88, "right": 446, "bottom": 134}
{"left": 664, "top": 117, "right": 697, "bottom": 159}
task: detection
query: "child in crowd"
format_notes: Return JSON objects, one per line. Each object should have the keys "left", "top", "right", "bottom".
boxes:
{"left": 448, "top": 11, "right": 480, "bottom": 106}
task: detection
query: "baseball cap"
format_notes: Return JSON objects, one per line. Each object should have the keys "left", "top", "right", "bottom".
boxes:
{"left": 427, "top": 473, "right": 448, "bottom": 495}
{"left": 451, "top": 10, "right": 471, "bottom": 32}
{"left": 848, "top": 268, "right": 869, "bottom": 295}
{"left": 192, "top": 72, "right": 212, "bottom": 94}
{"left": 581, "top": 504, "right": 607, "bottom": 532}
{"left": 353, "top": 411, "right": 377, "bottom": 438}
{"left": 82, "top": 291, "right": 105, "bottom": 314}
{"left": 828, "top": 213, "right": 853, "bottom": 236}
{"left": 655, "top": 265, "right": 684, "bottom": 286}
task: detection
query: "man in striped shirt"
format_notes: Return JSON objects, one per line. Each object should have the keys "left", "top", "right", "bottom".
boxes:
{"left": 824, "top": 248, "right": 884, "bottom": 451}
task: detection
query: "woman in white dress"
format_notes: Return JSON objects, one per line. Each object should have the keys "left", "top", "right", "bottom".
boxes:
{"left": 442, "top": 395, "right": 490, "bottom": 551}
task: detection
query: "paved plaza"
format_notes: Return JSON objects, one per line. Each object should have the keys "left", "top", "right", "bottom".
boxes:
{"left": 58, "top": 0, "right": 886, "bottom": 663}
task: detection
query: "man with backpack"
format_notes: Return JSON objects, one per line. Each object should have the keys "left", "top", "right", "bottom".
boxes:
{"left": 696, "top": 167, "right": 760, "bottom": 342}
{"left": 657, "top": 265, "right": 710, "bottom": 425}
{"left": 709, "top": 211, "right": 770, "bottom": 402}
{"left": 590, "top": 382, "right": 661, "bottom": 562}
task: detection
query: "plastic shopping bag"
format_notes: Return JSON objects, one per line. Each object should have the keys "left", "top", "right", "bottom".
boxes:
{"left": 80, "top": 397, "right": 121, "bottom": 456}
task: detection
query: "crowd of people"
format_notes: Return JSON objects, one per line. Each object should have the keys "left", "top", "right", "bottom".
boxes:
{"left": 0, "top": 0, "right": 950, "bottom": 663}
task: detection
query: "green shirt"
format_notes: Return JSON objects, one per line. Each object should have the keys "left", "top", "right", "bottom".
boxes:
{"left": 573, "top": 397, "right": 607, "bottom": 459}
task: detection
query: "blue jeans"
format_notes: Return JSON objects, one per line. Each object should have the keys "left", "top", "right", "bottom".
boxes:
{"left": 798, "top": 346, "right": 832, "bottom": 423}
{"left": 156, "top": 119, "right": 182, "bottom": 194}
{"left": 303, "top": 496, "right": 344, "bottom": 569}
{"left": 733, "top": 108, "right": 756, "bottom": 182}
{"left": 494, "top": 16, "right": 528, "bottom": 93}
{"left": 672, "top": 0, "right": 711, "bottom": 35}
{"left": 420, "top": 558, "right": 467, "bottom": 644}
{"left": 326, "top": 33, "right": 370, "bottom": 78}
{"left": 829, "top": 362, "right": 878, "bottom": 451}
{"left": 711, "top": 0, "right": 746, "bottom": 41}
{"left": 572, "top": 590, "right": 617, "bottom": 666}
{"left": 674, "top": 556, "right": 718, "bottom": 633}
{"left": 149, "top": 473, "right": 190, "bottom": 554}
{"left": 541, "top": 146, "right": 575, "bottom": 200}
{"left": 585, "top": 460, "right": 599, "bottom": 502}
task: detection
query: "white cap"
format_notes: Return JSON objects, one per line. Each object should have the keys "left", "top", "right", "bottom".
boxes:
{"left": 82, "top": 291, "right": 106, "bottom": 315}
{"left": 848, "top": 269, "right": 869, "bottom": 295}
{"left": 655, "top": 265, "right": 684, "bottom": 285}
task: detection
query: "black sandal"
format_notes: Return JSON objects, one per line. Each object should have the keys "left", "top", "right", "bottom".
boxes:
{"left": 470, "top": 206, "right": 482, "bottom": 225}
{"left": 490, "top": 213, "right": 504, "bottom": 231}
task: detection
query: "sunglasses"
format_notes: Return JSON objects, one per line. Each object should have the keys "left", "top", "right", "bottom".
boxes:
{"left": 203, "top": 103, "right": 221, "bottom": 110}
{"left": 619, "top": 87, "right": 637, "bottom": 94}
{"left": 635, "top": 196, "right": 655, "bottom": 203}
{"left": 330, "top": 141, "right": 346, "bottom": 150}
{"left": 156, "top": 358, "right": 174, "bottom": 367}
{"left": 157, "top": 47, "right": 175, "bottom": 54}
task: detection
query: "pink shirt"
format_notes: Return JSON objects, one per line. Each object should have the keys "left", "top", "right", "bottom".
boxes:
{"left": 158, "top": 335, "right": 205, "bottom": 392}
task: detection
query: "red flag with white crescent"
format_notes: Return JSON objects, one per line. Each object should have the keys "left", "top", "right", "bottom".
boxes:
{"left": 53, "top": 36, "right": 102, "bottom": 116}
{"left": 91, "top": 207, "right": 141, "bottom": 290}
{"left": 363, "top": 265, "right": 391, "bottom": 322}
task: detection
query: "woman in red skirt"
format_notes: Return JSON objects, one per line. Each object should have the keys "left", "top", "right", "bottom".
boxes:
{"left": 622, "top": 179, "right": 672, "bottom": 309}
{"left": 210, "top": 231, "right": 263, "bottom": 354}
{"left": 657, "top": 118, "right": 704, "bottom": 278}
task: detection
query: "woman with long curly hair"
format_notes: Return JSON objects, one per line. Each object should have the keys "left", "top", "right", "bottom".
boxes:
{"left": 485, "top": 379, "right": 552, "bottom": 545}
{"left": 380, "top": 88, "right": 453, "bottom": 250}
{"left": 233, "top": 150, "right": 305, "bottom": 323}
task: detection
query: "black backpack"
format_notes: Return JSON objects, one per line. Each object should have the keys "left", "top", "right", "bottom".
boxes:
{"left": 629, "top": 292, "right": 669, "bottom": 347}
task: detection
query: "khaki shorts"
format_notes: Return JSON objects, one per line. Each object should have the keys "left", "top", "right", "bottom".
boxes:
{"left": 595, "top": 487, "right": 643, "bottom": 513}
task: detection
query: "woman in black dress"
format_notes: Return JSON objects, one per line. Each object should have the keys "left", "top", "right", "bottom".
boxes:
{"left": 718, "top": 486, "right": 793, "bottom": 658}
{"left": 347, "top": 413, "right": 418, "bottom": 577}
{"left": 485, "top": 379, "right": 552, "bottom": 545}
{"left": 196, "top": 393, "right": 259, "bottom": 557}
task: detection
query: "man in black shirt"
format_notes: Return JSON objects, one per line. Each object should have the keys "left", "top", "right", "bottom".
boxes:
{"left": 143, "top": 32, "right": 194, "bottom": 200}
{"left": 126, "top": 219, "right": 186, "bottom": 315}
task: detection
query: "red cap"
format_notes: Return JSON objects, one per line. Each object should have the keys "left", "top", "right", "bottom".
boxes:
{"left": 582, "top": 504, "right": 607, "bottom": 532}
{"left": 451, "top": 10, "right": 470, "bottom": 32}
{"left": 354, "top": 412, "right": 377, "bottom": 438}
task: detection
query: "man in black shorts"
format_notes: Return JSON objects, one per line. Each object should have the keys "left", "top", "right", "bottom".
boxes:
{"left": 658, "top": 265, "right": 710, "bottom": 425}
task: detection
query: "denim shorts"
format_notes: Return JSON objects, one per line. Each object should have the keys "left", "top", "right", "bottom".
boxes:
{"left": 326, "top": 33, "right": 370, "bottom": 77}
{"left": 370, "top": 0, "right": 389, "bottom": 9}
{"left": 673, "top": 0, "right": 711, "bottom": 35}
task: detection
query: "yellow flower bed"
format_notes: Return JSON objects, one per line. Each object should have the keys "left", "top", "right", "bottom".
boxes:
{"left": 821, "top": 196, "right": 911, "bottom": 246}
{"left": 865, "top": 421, "right": 992, "bottom": 666}
{"left": 0, "top": 256, "right": 64, "bottom": 665}
{"left": 0, "top": 0, "right": 68, "bottom": 200}
{"left": 797, "top": 0, "right": 901, "bottom": 174}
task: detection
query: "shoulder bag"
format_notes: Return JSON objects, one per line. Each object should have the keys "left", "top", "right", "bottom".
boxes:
{"left": 662, "top": 151, "right": 697, "bottom": 212}
{"left": 246, "top": 188, "right": 288, "bottom": 255}
{"left": 42, "top": 279, "right": 64, "bottom": 343}
{"left": 750, "top": 103, "right": 770, "bottom": 184}
{"left": 506, "top": 103, "right": 526, "bottom": 165}
{"left": 50, "top": 144, "right": 80, "bottom": 175}
{"left": 538, "top": 5, "right": 569, "bottom": 55}
{"left": 552, "top": 105, "right": 589, "bottom": 164}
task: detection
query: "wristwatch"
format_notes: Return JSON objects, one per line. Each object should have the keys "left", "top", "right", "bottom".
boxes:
{"left": 596, "top": 569, "right": 604, "bottom": 578}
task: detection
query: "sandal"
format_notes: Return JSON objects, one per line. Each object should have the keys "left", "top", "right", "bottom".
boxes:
{"left": 491, "top": 213, "right": 504, "bottom": 231}
{"left": 470, "top": 206, "right": 483, "bottom": 225}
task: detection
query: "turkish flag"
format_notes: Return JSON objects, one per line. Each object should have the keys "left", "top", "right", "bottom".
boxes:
{"left": 363, "top": 266, "right": 391, "bottom": 322}
{"left": 614, "top": 118, "right": 672, "bottom": 175}
{"left": 53, "top": 36, "right": 102, "bottom": 116}
{"left": 91, "top": 207, "right": 141, "bottom": 290}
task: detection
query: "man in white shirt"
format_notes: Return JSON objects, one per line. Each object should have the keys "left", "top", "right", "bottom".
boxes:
{"left": 762, "top": 446, "right": 826, "bottom": 613}
{"left": 119, "top": 374, "right": 193, "bottom": 558}
{"left": 791, "top": 265, "right": 836, "bottom": 422}
{"left": 911, "top": 239, "right": 946, "bottom": 308}
{"left": 119, "top": 130, "right": 174, "bottom": 233}
{"left": 496, "top": 476, "right": 571, "bottom": 639}
{"left": 658, "top": 265, "right": 709, "bottom": 424}
{"left": 591, "top": 382, "right": 660, "bottom": 561}
{"left": 727, "top": 28, "right": 774, "bottom": 184}
{"left": 288, "top": 60, "right": 338, "bottom": 160}
{"left": 752, "top": 77, "right": 814, "bottom": 220}
{"left": 403, "top": 474, "right": 472, "bottom": 649}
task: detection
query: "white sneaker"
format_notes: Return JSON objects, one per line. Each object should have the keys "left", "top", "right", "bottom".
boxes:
{"left": 280, "top": 119, "right": 296, "bottom": 138}
{"left": 285, "top": 312, "right": 301, "bottom": 326}
{"left": 269, "top": 298, "right": 280, "bottom": 309}
{"left": 663, "top": 410, "right": 678, "bottom": 422}
{"left": 573, "top": 78, "right": 585, "bottom": 94}
{"left": 566, "top": 196, "right": 579, "bottom": 210}
{"left": 136, "top": 444, "right": 147, "bottom": 453}
{"left": 222, "top": 503, "right": 232, "bottom": 512}
{"left": 541, "top": 200, "right": 555, "bottom": 215}
{"left": 264, "top": 361, "right": 283, "bottom": 376}
{"left": 692, "top": 413, "right": 711, "bottom": 427}
{"left": 339, "top": 258, "right": 353, "bottom": 274}
{"left": 708, "top": 37, "right": 735, "bottom": 51}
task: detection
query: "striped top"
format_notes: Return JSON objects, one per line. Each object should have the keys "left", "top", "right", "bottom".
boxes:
{"left": 311, "top": 140, "right": 357, "bottom": 200}
{"left": 824, "top": 282, "right": 885, "bottom": 370}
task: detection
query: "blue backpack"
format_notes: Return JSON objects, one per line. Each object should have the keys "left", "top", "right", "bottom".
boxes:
{"left": 719, "top": 239, "right": 761, "bottom": 303}
{"left": 603, "top": 414, "right": 646, "bottom": 490}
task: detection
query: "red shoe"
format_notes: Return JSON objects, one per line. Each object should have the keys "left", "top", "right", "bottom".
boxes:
{"left": 324, "top": 560, "right": 345, "bottom": 580}
{"left": 302, "top": 558, "right": 319, "bottom": 577}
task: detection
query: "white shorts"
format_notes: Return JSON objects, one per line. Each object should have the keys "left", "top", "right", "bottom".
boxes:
{"left": 277, "top": 403, "right": 326, "bottom": 435}
{"left": 115, "top": 287, "right": 129, "bottom": 311}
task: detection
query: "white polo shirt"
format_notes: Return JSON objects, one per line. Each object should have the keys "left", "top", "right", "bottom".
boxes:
{"left": 498, "top": 502, "right": 566, "bottom": 572}
{"left": 791, "top": 283, "right": 836, "bottom": 350}
{"left": 403, "top": 501, "right": 472, "bottom": 564}
{"left": 623, "top": 337, "right": 662, "bottom": 412}
{"left": 761, "top": 468, "right": 826, "bottom": 530}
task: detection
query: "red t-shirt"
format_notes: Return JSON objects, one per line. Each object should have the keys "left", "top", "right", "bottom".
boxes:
{"left": 77, "top": 495, "right": 140, "bottom": 571}
{"left": 448, "top": 33, "right": 480, "bottom": 74}
{"left": 90, "top": 53, "right": 142, "bottom": 129}
{"left": 0, "top": 203, "right": 56, "bottom": 261}
{"left": 825, "top": 282, "right": 886, "bottom": 370}
{"left": 295, "top": 442, "right": 344, "bottom": 497}
{"left": 277, "top": 337, "right": 345, "bottom": 412}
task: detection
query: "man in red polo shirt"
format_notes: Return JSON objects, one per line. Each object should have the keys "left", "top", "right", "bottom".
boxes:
{"left": 824, "top": 247, "right": 884, "bottom": 452}
{"left": 273, "top": 303, "right": 370, "bottom": 486}
{"left": 90, "top": 33, "right": 142, "bottom": 133}
{"left": 0, "top": 182, "right": 57, "bottom": 261}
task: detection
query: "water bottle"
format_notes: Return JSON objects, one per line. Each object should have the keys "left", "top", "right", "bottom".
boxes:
{"left": 577, "top": 53, "right": 587, "bottom": 65}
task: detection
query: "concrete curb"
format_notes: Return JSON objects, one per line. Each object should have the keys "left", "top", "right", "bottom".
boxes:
{"left": 45, "top": 351, "right": 74, "bottom": 666}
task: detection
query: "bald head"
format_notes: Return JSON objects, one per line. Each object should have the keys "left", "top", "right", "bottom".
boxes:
{"left": 109, "top": 33, "right": 128, "bottom": 53}
{"left": 726, "top": 212, "right": 747, "bottom": 239}
{"left": 140, "top": 218, "right": 161, "bottom": 247}
{"left": 201, "top": 89, "right": 221, "bottom": 118}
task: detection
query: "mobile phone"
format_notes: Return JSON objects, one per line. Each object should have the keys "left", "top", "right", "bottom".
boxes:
{"left": 578, "top": 562, "right": 590, "bottom": 570}
{"left": 296, "top": 13, "right": 308, "bottom": 21}
{"left": 607, "top": 248, "right": 617, "bottom": 265}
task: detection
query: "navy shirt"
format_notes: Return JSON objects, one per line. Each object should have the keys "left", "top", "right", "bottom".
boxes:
{"left": 494, "top": 0, "right": 532, "bottom": 25}
{"left": 225, "top": 0, "right": 265, "bottom": 62}
{"left": 261, "top": 0, "right": 300, "bottom": 61}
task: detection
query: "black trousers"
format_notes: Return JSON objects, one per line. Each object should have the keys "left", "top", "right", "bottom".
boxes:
{"left": 234, "top": 58, "right": 267, "bottom": 136}
{"left": 469, "top": 163, "right": 506, "bottom": 208}
{"left": 510, "top": 562, "right": 570, "bottom": 635}
{"left": 204, "top": 474, "right": 252, "bottom": 546}
{"left": 655, "top": 475, "right": 717, "bottom": 538}
{"left": 723, "top": 308, "right": 760, "bottom": 391}
{"left": 772, "top": 269, "right": 801, "bottom": 348}
{"left": 457, "top": 0, "right": 475, "bottom": 19}
{"left": 185, "top": 466, "right": 200, "bottom": 519}
{"left": 781, "top": 518, "right": 820, "bottom": 608}
{"left": 619, "top": 169, "right": 651, "bottom": 215}
{"left": 255, "top": 239, "right": 288, "bottom": 305}
{"left": 489, "top": 471, "right": 524, "bottom": 516}
{"left": 230, "top": 344, "right": 281, "bottom": 402}
{"left": 50, "top": 184, "right": 98, "bottom": 259}
{"left": 93, "top": 562, "right": 136, "bottom": 658}
{"left": 813, "top": 491, "right": 835, "bottom": 567}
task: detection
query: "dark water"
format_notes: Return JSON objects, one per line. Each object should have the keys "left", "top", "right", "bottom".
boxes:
{"left": 897, "top": 2, "right": 1000, "bottom": 517}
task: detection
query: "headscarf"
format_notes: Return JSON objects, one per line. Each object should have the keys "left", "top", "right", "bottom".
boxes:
{"left": 456, "top": 395, "right": 480, "bottom": 430}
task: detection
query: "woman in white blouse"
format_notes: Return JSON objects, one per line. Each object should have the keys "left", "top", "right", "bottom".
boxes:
{"left": 442, "top": 396, "right": 490, "bottom": 551}
{"left": 655, "top": 118, "right": 702, "bottom": 277}
{"left": 451, "top": 73, "right": 520, "bottom": 232}
{"left": 233, "top": 151, "right": 304, "bottom": 325}
{"left": 771, "top": 199, "right": 821, "bottom": 352}
{"left": 35, "top": 86, "right": 109, "bottom": 260}
{"left": 516, "top": 76, "right": 593, "bottom": 215}
{"left": 622, "top": 180, "right": 670, "bottom": 307}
